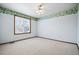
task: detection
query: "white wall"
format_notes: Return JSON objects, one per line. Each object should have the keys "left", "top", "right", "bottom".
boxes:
{"left": 0, "top": 13, "right": 77, "bottom": 44}
{"left": 77, "top": 4, "right": 79, "bottom": 46}
{"left": 77, "top": 13, "right": 79, "bottom": 46}
{"left": 0, "top": 13, "right": 37, "bottom": 44}
{"left": 37, "top": 14, "right": 77, "bottom": 43}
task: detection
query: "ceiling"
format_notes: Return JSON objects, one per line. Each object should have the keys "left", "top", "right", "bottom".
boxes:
{"left": 0, "top": 3, "right": 77, "bottom": 18}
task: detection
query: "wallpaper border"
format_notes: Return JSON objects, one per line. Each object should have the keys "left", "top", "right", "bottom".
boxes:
{"left": 39, "top": 5, "right": 78, "bottom": 19}
{"left": 0, "top": 5, "right": 78, "bottom": 20}
{"left": 0, "top": 7, "right": 38, "bottom": 20}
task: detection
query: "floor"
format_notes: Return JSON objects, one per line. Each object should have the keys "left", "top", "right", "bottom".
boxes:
{"left": 0, "top": 37, "right": 78, "bottom": 55}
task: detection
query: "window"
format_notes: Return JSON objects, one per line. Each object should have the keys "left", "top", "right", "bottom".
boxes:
{"left": 14, "top": 16, "right": 31, "bottom": 35}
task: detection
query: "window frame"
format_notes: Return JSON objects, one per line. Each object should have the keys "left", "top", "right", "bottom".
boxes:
{"left": 14, "top": 15, "right": 31, "bottom": 35}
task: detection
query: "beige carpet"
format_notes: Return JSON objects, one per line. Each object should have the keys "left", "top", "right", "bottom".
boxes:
{"left": 0, "top": 37, "right": 78, "bottom": 55}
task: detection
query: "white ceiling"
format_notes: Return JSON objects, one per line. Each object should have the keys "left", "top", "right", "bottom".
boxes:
{"left": 0, "top": 3, "right": 76, "bottom": 18}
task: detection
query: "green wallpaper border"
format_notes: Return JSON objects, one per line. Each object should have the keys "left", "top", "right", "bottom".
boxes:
{"left": 39, "top": 5, "right": 78, "bottom": 19}
{"left": 0, "top": 5, "right": 78, "bottom": 20}
{"left": 0, "top": 7, "right": 38, "bottom": 21}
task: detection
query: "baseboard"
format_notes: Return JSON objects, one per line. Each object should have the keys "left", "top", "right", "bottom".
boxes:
{"left": 37, "top": 36, "right": 77, "bottom": 45}
{"left": 0, "top": 36, "right": 36, "bottom": 45}
{"left": 76, "top": 43, "right": 79, "bottom": 54}
{"left": 0, "top": 36, "right": 78, "bottom": 46}
{"left": 77, "top": 43, "right": 79, "bottom": 47}
{"left": 1, "top": 36, "right": 76, "bottom": 45}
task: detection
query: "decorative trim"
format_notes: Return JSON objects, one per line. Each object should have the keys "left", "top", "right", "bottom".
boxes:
{"left": 0, "top": 5, "right": 78, "bottom": 20}
{"left": 39, "top": 5, "right": 78, "bottom": 19}
{"left": 53, "top": 6, "right": 78, "bottom": 17}
{"left": 0, "top": 7, "right": 38, "bottom": 20}
{"left": 78, "top": 4, "right": 79, "bottom": 11}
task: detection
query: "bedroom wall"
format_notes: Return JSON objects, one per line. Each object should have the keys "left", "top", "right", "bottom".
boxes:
{"left": 0, "top": 13, "right": 37, "bottom": 44}
{"left": 77, "top": 4, "right": 79, "bottom": 46}
{"left": 37, "top": 14, "right": 77, "bottom": 43}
